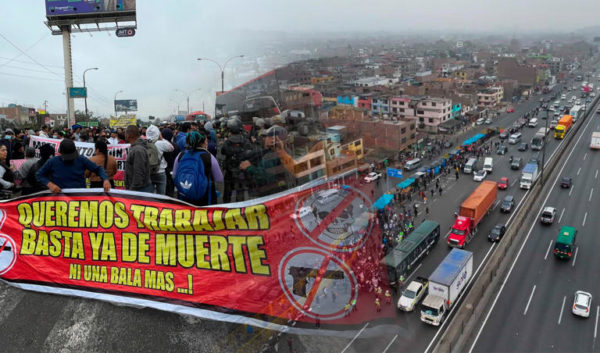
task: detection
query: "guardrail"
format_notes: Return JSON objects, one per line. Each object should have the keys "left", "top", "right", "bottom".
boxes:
{"left": 433, "top": 93, "right": 600, "bottom": 353}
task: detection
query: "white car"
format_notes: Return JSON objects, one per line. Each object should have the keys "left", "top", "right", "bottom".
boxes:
{"left": 397, "top": 278, "right": 428, "bottom": 312}
{"left": 364, "top": 172, "right": 382, "bottom": 183}
{"left": 473, "top": 170, "right": 487, "bottom": 181}
{"left": 561, "top": 94, "right": 566, "bottom": 100}
{"left": 572, "top": 290, "right": 592, "bottom": 318}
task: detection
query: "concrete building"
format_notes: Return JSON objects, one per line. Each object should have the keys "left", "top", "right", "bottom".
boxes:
{"left": 477, "top": 86, "right": 504, "bottom": 108}
{"left": 0, "top": 105, "right": 36, "bottom": 125}
{"left": 413, "top": 97, "right": 453, "bottom": 133}
{"left": 371, "top": 96, "right": 390, "bottom": 117}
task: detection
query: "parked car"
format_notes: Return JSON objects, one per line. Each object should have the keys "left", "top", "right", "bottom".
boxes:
{"left": 572, "top": 291, "right": 592, "bottom": 318}
{"left": 540, "top": 207, "right": 556, "bottom": 225}
{"left": 473, "top": 170, "right": 487, "bottom": 182}
{"left": 507, "top": 108, "right": 515, "bottom": 113}
{"left": 498, "top": 177, "right": 509, "bottom": 190}
{"left": 364, "top": 172, "right": 382, "bottom": 183}
{"left": 518, "top": 142, "right": 528, "bottom": 151}
{"left": 488, "top": 224, "right": 506, "bottom": 242}
{"left": 499, "top": 131, "right": 509, "bottom": 140}
{"left": 560, "top": 176, "right": 572, "bottom": 188}
{"left": 500, "top": 195, "right": 515, "bottom": 213}
{"left": 496, "top": 145, "right": 507, "bottom": 155}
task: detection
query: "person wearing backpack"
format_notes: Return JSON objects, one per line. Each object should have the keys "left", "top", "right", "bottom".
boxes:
{"left": 173, "top": 131, "right": 223, "bottom": 206}
{"left": 146, "top": 125, "right": 174, "bottom": 195}
{"left": 124, "top": 125, "right": 152, "bottom": 193}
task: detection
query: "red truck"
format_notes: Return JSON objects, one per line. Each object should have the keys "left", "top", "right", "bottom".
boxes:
{"left": 447, "top": 181, "right": 497, "bottom": 248}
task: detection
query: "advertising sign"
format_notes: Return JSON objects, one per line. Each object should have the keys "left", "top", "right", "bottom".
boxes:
{"left": 29, "top": 136, "right": 129, "bottom": 189}
{"left": 114, "top": 99, "right": 138, "bottom": 112}
{"left": 46, "top": 0, "right": 136, "bottom": 18}
{"left": 110, "top": 115, "right": 137, "bottom": 128}
{"left": 0, "top": 176, "right": 392, "bottom": 333}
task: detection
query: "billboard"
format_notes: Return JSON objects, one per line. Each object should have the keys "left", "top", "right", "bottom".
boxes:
{"left": 114, "top": 99, "right": 138, "bottom": 112}
{"left": 46, "top": 0, "right": 136, "bottom": 18}
{"left": 110, "top": 114, "right": 137, "bottom": 128}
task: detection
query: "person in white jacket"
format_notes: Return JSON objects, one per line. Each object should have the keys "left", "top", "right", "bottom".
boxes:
{"left": 146, "top": 125, "right": 174, "bottom": 195}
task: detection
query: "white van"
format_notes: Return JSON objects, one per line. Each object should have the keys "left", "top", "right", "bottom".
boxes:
{"left": 508, "top": 133, "right": 522, "bottom": 144}
{"left": 483, "top": 157, "right": 493, "bottom": 173}
{"left": 528, "top": 118, "right": 538, "bottom": 127}
{"left": 464, "top": 158, "right": 477, "bottom": 174}
{"left": 404, "top": 158, "right": 422, "bottom": 171}
{"left": 316, "top": 189, "right": 339, "bottom": 205}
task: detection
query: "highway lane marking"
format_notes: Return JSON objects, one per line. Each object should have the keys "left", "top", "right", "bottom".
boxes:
{"left": 492, "top": 200, "right": 500, "bottom": 210}
{"left": 469, "top": 96, "right": 596, "bottom": 353}
{"left": 559, "top": 208, "right": 565, "bottom": 223}
{"left": 570, "top": 186, "right": 575, "bottom": 197}
{"left": 340, "top": 322, "right": 369, "bottom": 353}
{"left": 544, "top": 239, "right": 554, "bottom": 260}
{"left": 590, "top": 188, "right": 594, "bottom": 202}
{"left": 404, "top": 263, "right": 423, "bottom": 284}
{"left": 572, "top": 247, "right": 579, "bottom": 267}
{"left": 584, "top": 153, "right": 588, "bottom": 160}
{"left": 382, "top": 334, "right": 398, "bottom": 353}
{"left": 578, "top": 167, "right": 582, "bottom": 175}
{"left": 583, "top": 212, "right": 588, "bottom": 227}
{"left": 510, "top": 179, "right": 518, "bottom": 188}
{"left": 523, "top": 285, "right": 536, "bottom": 315}
{"left": 595, "top": 306, "right": 599, "bottom": 339}
{"left": 558, "top": 296, "right": 566, "bottom": 325}
{"left": 426, "top": 242, "right": 496, "bottom": 353}
{"left": 596, "top": 170, "right": 598, "bottom": 179}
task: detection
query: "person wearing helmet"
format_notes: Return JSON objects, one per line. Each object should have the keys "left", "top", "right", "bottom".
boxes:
{"left": 220, "top": 118, "right": 253, "bottom": 203}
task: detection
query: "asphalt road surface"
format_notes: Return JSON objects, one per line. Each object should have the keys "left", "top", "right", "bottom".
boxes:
{"left": 290, "top": 86, "right": 586, "bottom": 353}
{"left": 0, "top": 81, "right": 593, "bottom": 353}
{"left": 471, "top": 90, "right": 600, "bottom": 353}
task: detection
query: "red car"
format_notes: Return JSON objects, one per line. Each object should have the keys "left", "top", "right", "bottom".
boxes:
{"left": 507, "top": 108, "right": 515, "bottom": 113}
{"left": 498, "top": 177, "right": 509, "bottom": 189}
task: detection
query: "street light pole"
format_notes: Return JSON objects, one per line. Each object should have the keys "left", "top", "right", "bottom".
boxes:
{"left": 197, "top": 55, "right": 244, "bottom": 93}
{"left": 114, "top": 90, "right": 123, "bottom": 116}
{"left": 83, "top": 67, "right": 98, "bottom": 121}
{"left": 174, "top": 88, "right": 202, "bottom": 114}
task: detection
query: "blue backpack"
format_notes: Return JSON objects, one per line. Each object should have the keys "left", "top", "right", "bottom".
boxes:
{"left": 175, "top": 151, "right": 211, "bottom": 203}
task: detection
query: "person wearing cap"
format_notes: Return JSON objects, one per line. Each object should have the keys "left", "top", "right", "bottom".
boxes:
{"left": 36, "top": 139, "right": 111, "bottom": 193}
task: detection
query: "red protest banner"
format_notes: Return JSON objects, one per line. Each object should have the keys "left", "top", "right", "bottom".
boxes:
{"left": 0, "top": 179, "right": 392, "bottom": 332}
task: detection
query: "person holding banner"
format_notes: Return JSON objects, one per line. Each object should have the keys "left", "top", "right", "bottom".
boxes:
{"left": 36, "top": 139, "right": 111, "bottom": 193}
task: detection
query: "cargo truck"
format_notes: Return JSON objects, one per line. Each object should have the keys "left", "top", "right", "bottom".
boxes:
{"left": 420, "top": 249, "right": 473, "bottom": 326}
{"left": 447, "top": 181, "right": 497, "bottom": 248}
{"left": 520, "top": 162, "right": 539, "bottom": 190}
{"left": 531, "top": 127, "right": 549, "bottom": 151}
{"left": 591, "top": 132, "right": 600, "bottom": 150}
{"left": 554, "top": 115, "right": 573, "bottom": 139}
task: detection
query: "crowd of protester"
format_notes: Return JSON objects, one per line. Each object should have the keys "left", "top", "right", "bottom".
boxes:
{"left": 0, "top": 120, "right": 255, "bottom": 206}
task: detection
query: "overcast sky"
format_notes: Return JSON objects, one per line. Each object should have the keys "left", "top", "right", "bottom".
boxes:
{"left": 1, "top": 1, "right": 599, "bottom": 119}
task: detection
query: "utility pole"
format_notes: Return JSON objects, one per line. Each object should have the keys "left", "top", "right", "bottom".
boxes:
{"left": 61, "top": 26, "right": 75, "bottom": 127}
{"left": 83, "top": 67, "right": 99, "bottom": 121}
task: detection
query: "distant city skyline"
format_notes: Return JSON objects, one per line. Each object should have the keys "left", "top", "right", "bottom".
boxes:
{"left": 1, "top": 1, "right": 599, "bottom": 119}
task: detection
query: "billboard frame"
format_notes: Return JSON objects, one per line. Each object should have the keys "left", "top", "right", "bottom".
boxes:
{"left": 45, "top": 1, "right": 136, "bottom": 35}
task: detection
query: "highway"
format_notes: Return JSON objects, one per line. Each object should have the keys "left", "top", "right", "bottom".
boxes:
{"left": 470, "top": 91, "right": 600, "bottom": 352}
{"left": 291, "top": 86, "right": 587, "bottom": 353}
{"left": 0, "top": 84, "right": 592, "bottom": 353}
